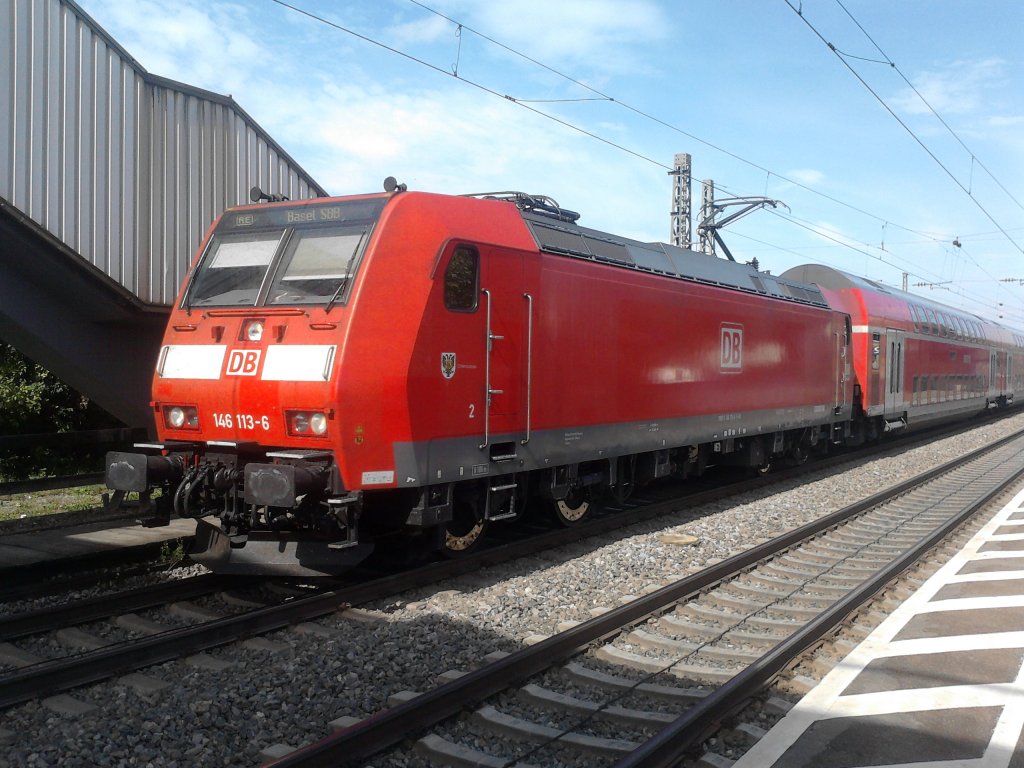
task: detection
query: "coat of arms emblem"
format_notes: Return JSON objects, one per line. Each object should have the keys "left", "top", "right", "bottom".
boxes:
{"left": 441, "top": 352, "right": 456, "bottom": 379}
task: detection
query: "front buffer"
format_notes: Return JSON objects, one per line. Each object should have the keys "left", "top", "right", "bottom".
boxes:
{"left": 104, "top": 442, "right": 374, "bottom": 576}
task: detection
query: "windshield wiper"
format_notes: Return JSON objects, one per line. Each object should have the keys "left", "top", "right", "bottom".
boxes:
{"left": 326, "top": 230, "right": 367, "bottom": 313}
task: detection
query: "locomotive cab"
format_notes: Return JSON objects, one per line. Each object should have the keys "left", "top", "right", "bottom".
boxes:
{"left": 106, "top": 195, "right": 391, "bottom": 575}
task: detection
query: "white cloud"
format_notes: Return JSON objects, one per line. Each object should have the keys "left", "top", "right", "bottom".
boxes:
{"left": 987, "top": 115, "right": 1024, "bottom": 129}
{"left": 292, "top": 79, "right": 642, "bottom": 203}
{"left": 783, "top": 169, "right": 826, "bottom": 187}
{"left": 445, "top": 0, "right": 672, "bottom": 74}
{"left": 79, "top": 0, "right": 670, "bottom": 234}
{"left": 799, "top": 220, "right": 864, "bottom": 252}
{"left": 84, "top": 0, "right": 266, "bottom": 95}
{"left": 891, "top": 57, "right": 1007, "bottom": 116}
{"left": 387, "top": 13, "right": 455, "bottom": 47}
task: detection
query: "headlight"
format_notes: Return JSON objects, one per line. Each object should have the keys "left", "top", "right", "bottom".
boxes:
{"left": 164, "top": 406, "right": 199, "bottom": 430}
{"left": 168, "top": 407, "right": 186, "bottom": 428}
{"left": 310, "top": 412, "right": 328, "bottom": 435}
{"left": 245, "top": 320, "right": 264, "bottom": 342}
{"left": 286, "top": 410, "right": 328, "bottom": 438}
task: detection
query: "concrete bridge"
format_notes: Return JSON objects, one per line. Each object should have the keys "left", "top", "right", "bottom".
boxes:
{"left": 1, "top": 0, "right": 326, "bottom": 428}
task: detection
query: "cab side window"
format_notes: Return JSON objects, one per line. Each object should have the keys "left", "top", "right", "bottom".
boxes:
{"left": 444, "top": 246, "right": 479, "bottom": 311}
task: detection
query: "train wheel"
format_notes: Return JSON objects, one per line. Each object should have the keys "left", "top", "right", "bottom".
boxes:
{"left": 551, "top": 487, "right": 591, "bottom": 526}
{"left": 442, "top": 498, "right": 487, "bottom": 556}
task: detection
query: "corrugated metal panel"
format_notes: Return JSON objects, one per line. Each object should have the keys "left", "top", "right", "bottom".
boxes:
{"left": 0, "top": 0, "right": 326, "bottom": 305}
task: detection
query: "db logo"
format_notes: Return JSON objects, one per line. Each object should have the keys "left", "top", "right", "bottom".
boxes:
{"left": 226, "top": 349, "right": 262, "bottom": 376}
{"left": 720, "top": 324, "right": 743, "bottom": 372}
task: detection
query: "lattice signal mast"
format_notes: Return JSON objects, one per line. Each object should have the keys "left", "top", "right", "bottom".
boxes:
{"left": 669, "top": 153, "right": 692, "bottom": 248}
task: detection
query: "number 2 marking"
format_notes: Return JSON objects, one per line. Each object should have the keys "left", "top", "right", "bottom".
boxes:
{"left": 468, "top": 403, "right": 476, "bottom": 419}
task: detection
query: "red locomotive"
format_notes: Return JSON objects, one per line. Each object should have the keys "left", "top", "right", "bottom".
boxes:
{"left": 105, "top": 185, "right": 1022, "bottom": 575}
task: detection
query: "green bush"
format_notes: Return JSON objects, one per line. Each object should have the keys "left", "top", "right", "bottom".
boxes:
{"left": 0, "top": 343, "right": 121, "bottom": 480}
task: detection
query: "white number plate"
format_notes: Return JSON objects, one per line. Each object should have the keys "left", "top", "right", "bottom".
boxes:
{"left": 213, "top": 412, "right": 271, "bottom": 431}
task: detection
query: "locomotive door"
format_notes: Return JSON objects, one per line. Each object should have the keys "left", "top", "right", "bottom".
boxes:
{"left": 479, "top": 247, "right": 525, "bottom": 450}
{"left": 833, "top": 327, "right": 848, "bottom": 411}
{"left": 884, "top": 329, "right": 905, "bottom": 416}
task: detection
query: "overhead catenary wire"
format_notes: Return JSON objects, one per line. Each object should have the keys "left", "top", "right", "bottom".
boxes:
{"left": 404, "top": 0, "right": 947, "bottom": 244}
{"left": 833, "top": 0, "right": 1024, "bottom": 215}
{"left": 829, "top": 0, "right": 1024, "bottom": 323}
{"left": 720, "top": 174, "right": 1011, "bottom": 314}
{"left": 713, "top": 180, "right": 1003, "bottom": 313}
{"left": 402, "top": 0, "right": 1017, "bottom": 319}
{"left": 783, "top": 0, "right": 1024, "bottom": 265}
{"left": 267, "top": 0, "right": 1017, "bottom": 322}
{"left": 267, "top": 0, "right": 671, "bottom": 173}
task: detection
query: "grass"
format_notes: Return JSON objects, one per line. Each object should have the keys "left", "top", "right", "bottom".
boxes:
{"left": 0, "top": 484, "right": 106, "bottom": 522}
{"left": 159, "top": 538, "right": 187, "bottom": 567}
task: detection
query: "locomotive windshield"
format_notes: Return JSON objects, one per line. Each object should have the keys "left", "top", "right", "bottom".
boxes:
{"left": 184, "top": 198, "right": 385, "bottom": 308}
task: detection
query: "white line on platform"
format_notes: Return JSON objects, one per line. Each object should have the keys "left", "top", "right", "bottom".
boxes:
{"left": 732, "top": 484, "right": 1024, "bottom": 768}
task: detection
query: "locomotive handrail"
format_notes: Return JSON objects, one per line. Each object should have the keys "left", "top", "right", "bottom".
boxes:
{"left": 522, "top": 293, "right": 534, "bottom": 445}
{"left": 322, "top": 347, "right": 336, "bottom": 382}
{"left": 480, "top": 289, "right": 493, "bottom": 450}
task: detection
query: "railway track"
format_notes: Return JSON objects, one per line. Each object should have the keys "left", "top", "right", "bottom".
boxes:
{"left": 1, "top": 417, "right": 1020, "bottom": 721}
{"left": 262, "top": 428, "right": 1024, "bottom": 767}
{"left": 0, "top": 447, "right": 833, "bottom": 710}
{"left": 0, "top": 451, "right": 917, "bottom": 712}
{"left": 0, "top": 474, "right": 721, "bottom": 713}
{"left": 0, "top": 574, "right": 328, "bottom": 709}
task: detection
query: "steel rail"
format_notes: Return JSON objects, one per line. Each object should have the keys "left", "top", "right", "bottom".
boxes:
{"left": 0, "top": 573, "right": 245, "bottom": 642}
{"left": 616, "top": 443, "right": 1024, "bottom": 766}
{"left": 265, "top": 428, "right": 1024, "bottom": 767}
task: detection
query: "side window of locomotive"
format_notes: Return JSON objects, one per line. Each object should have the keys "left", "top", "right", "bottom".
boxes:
{"left": 268, "top": 227, "right": 367, "bottom": 305}
{"left": 188, "top": 231, "right": 284, "bottom": 307}
{"left": 444, "top": 246, "right": 479, "bottom": 312}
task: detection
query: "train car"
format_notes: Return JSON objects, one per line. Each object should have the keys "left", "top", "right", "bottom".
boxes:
{"left": 105, "top": 187, "right": 854, "bottom": 575}
{"left": 783, "top": 265, "right": 1024, "bottom": 435}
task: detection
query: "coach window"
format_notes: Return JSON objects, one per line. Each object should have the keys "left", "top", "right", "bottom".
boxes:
{"left": 444, "top": 246, "right": 479, "bottom": 311}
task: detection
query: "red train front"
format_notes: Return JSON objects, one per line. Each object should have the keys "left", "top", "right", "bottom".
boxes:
{"left": 108, "top": 186, "right": 862, "bottom": 575}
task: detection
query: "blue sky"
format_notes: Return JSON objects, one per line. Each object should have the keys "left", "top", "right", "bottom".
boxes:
{"left": 78, "top": 0, "right": 1024, "bottom": 326}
